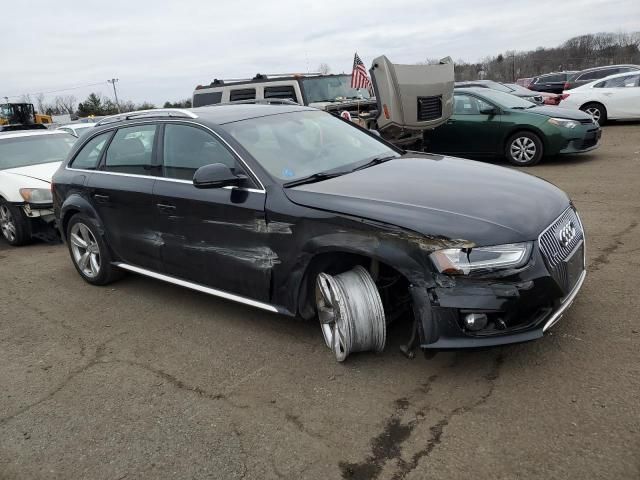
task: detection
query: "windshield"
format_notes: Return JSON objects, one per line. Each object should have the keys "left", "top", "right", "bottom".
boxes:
{"left": 484, "top": 81, "right": 514, "bottom": 93}
{"left": 473, "top": 89, "right": 536, "bottom": 109}
{"left": 0, "top": 134, "right": 75, "bottom": 170}
{"left": 225, "top": 110, "right": 398, "bottom": 182}
{"left": 301, "top": 75, "right": 372, "bottom": 103}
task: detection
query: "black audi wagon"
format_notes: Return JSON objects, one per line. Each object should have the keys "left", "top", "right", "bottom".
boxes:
{"left": 52, "top": 104, "right": 586, "bottom": 362}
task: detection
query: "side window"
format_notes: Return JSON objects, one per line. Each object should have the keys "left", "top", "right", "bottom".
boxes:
{"left": 193, "top": 91, "right": 222, "bottom": 107}
{"left": 454, "top": 95, "right": 478, "bottom": 114}
{"left": 578, "top": 70, "right": 600, "bottom": 81}
{"left": 229, "top": 88, "right": 256, "bottom": 102}
{"left": 162, "top": 124, "right": 240, "bottom": 181}
{"left": 104, "top": 125, "right": 157, "bottom": 175}
{"left": 70, "top": 132, "right": 112, "bottom": 170}
{"left": 264, "top": 85, "right": 298, "bottom": 102}
{"left": 605, "top": 74, "right": 639, "bottom": 87}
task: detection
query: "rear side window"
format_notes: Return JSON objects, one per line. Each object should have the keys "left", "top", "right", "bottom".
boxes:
{"left": 193, "top": 91, "right": 222, "bottom": 107}
{"left": 71, "top": 132, "right": 112, "bottom": 170}
{"left": 162, "top": 124, "right": 239, "bottom": 180}
{"left": 230, "top": 89, "right": 256, "bottom": 101}
{"left": 596, "top": 74, "right": 640, "bottom": 88}
{"left": 104, "top": 125, "right": 157, "bottom": 175}
{"left": 264, "top": 85, "right": 298, "bottom": 102}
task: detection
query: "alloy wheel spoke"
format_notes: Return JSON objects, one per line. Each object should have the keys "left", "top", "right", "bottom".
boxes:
{"left": 79, "top": 252, "right": 90, "bottom": 270}
{"left": 71, "top": 233, "right": 88, "bottom": 249}
{"left": 89, "top": 253, "right": 100, "bottom": 275}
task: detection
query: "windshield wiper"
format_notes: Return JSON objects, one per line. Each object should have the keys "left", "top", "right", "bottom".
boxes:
{"left": 351, "top": 155, "right": 398, "bottom": 172}
{"left": 283, "top": 171, "right": 345, "bottom": 188}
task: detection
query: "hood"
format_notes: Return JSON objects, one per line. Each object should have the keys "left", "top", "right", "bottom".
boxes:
{"left": 522, "top": 105, "right": 593, "bottom": 121}
{"left": 2, "top": 161, "right": 61, "bottom": 183}
{"left": 284, "top": 155, "right": 569, "bottom": 246}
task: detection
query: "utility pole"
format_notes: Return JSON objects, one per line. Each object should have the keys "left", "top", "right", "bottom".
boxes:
{"left": 3, "top": 96, "right": 8, "bottom": 103}
{"left": 107, "top": 78, "right": 121, "bottom": 112}
{"left": 512, "top": 53, "right": 516, "bottom": 82}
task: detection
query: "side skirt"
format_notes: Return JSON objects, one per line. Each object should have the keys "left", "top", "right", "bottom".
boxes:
{"left": 113, "top": 262, "right": 287, "bottom": 314}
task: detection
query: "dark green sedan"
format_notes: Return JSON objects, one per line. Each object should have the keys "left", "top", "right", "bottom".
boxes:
{"left": 427, "top": 87, "right": 601, "bottom": 166}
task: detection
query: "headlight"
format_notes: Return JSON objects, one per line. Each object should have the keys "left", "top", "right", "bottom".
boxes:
{"left": 19, "top": 188, "right": 53, "bottom": 204}
{"left": 548, "top": 117, "right": 580, "bottom": 129}
{"left": 430, "top": 242, "right": 532, "bottom": 275}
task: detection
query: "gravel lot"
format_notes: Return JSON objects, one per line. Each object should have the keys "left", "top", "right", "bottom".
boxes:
{"left": 1, "top": 124, "right": 639, "bottom": 480}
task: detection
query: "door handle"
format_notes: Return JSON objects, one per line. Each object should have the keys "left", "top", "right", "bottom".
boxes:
{"left": 94, "top": 194, "right": 110, "bottom": 203}
{"left": 157, "top": 203, "right": 176, "bottom": 213}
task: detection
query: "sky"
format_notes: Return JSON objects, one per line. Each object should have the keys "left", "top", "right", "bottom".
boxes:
{"left": 2, "top": 0, "right": 639, "bottom": 107}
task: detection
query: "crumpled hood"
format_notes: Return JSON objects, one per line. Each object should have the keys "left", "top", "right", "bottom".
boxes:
{"left": 2, "top": 162, "right": 61, "bottom": 183}
{"left": 285, "top": 154, "right": 570, "bottom": 246}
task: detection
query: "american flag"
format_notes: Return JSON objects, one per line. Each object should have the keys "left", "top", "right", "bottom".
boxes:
{"left": 350, "top": 52, "right": 372, "bottom": 90}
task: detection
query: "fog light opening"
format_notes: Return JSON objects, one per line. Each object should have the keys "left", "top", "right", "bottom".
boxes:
{"left": 464, "top": 313, "right": 488, "bottom": 332}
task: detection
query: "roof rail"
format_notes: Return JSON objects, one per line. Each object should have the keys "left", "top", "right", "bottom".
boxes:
{"left": 95, "top": 108, "right": 198, "bottom": 126}
{"left": 201, "top": 99, "right": 301, "bottom": 107}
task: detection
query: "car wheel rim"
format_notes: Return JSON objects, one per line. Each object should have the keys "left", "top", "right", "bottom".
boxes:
{"left": 70, "top": 222, "right": 101, "bottom": 278}
{"left": 0, "top": 205, "right": 17, "bottom": 242}
{"left": 585, "top": 107, "right": 601, "bottom": 122}
{"left": 510, "top": 137, "right": 537, "bottom": 163}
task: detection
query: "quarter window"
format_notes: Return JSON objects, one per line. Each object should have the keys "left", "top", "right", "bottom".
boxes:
{"left": 193, "top": 91, "right": 222, "bottom": 107}
{"left": 162, "top": 124, "right": 239, "bottom": 180}
{"left": 104, "top": 125, "right": 157, "bottom": 175}
{"left": 71, "top": 132, "right": 112, "bottom": 170}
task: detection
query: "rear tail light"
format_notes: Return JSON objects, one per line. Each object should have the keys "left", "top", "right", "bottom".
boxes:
{"left": 561, "top": 94, "right": 569, "bottom": 100}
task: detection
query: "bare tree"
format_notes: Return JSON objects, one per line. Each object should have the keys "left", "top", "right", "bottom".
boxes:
{"left": 54, "top": 95, "right": 77, "bottom": 115}
{"left": 317, "top": 63, "right": 331, "bottom": 74}
{"left": 35, "top": 93, "right": 47, "bottom": 113}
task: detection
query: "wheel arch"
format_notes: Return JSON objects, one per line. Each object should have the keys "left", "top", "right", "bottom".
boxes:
{"left": 503, "top": 125, "right": 548, "bottom": 152}
{"left": 59, "top": 194, "right": 105, "bottom": 242}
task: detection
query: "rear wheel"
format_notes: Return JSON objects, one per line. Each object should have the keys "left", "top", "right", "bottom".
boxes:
{"left": 505, "top": 131, "right": 543, "bottom": 166}
{"left": 580, "top": 102, "right": 607, "bottom": 124}
{"left": 66, "top": 213, "right": 122, "bottom": 285}
{"left": 0, "top": 201, "right": 31, "bottom": 246}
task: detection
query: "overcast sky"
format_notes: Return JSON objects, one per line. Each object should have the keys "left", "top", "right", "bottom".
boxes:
{"left": 2, "top": 0, "right": 638, "bottom": 107}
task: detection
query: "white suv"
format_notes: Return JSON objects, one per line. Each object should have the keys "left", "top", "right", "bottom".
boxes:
{"left": 0, "top": 130, "right": 75, "bottom": 245}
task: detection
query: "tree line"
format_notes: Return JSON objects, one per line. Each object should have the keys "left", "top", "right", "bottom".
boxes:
{"left": 424, "top": 31, "right": 640, "bottom": 82}
{"left": 18, "top": 92, "right": 192, "bottom": 118}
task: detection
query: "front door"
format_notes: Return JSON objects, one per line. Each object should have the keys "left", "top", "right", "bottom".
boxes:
{"left": 153, "top": 122, "right": 271, "bottom": 301}
{"left": 599, "top": 73, "right": 640, "bottom": 119}
{"left": 87, "top": 123, "right": 163, "bottom": 271}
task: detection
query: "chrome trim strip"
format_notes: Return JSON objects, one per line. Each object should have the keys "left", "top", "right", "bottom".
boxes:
{"left": 67, "top": 119, "right": 266, "bottom": 192}
{"left": 114, "top": 263, "right": 279, "bottom": 313}
{"left": 542, "top": 269, "right": 586, "bottom": 332}
{"left": 64, "top": 167, "right": 264, "bottom": 193}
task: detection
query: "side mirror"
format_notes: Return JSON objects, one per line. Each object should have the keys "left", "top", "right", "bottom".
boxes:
{"left": 193, "top": 163, "right": 242, "bottom": 189}
{"left": 479, "top": 107, "right": 497, "bottom": 115}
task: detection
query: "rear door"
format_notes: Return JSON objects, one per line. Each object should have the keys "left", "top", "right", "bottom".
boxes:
{"left": 429, "top": 93, "right": 502, "bottom": 155}
{"left": 370, "top": 56, "right": 454, "bottom": 143}
{"left": 87, "top": 123, "right": 163, "bottom": 270}
{"left": 153, "top": 122, "right": 271, "bottom": 301}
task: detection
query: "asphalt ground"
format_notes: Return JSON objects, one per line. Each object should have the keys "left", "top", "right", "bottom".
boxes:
{"left": 1, "top": 123, "right": 639, "bottom": 479}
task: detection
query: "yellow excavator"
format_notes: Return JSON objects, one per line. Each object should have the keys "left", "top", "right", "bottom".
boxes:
{"left": 0, "top": 103, "right": 53, "bottom": 131}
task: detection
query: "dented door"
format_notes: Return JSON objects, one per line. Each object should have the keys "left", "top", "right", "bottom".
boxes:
{"left": 370, "top": 56, "right": 454, "bottom": 143}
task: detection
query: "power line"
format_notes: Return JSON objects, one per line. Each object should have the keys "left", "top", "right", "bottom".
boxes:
{"left": 3, "top": 81, "right": 109, "bottom": 99}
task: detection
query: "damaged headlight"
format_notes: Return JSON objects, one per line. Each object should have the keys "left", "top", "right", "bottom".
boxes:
{"left": 430, "top": 242, "right": 532, "bottom": 275}
{"left": 19, "top": 188, "right": 53, "bottom": 204}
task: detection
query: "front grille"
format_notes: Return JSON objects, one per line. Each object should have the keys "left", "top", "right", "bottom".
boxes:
{"left": 538, "top": 207, "right": 585, "bottom": 293}
{"left": 417, "top": 96, "right": 442, "bottom": 121}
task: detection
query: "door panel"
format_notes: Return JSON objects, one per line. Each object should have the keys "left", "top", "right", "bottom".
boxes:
{"left": 87, "top": 173, "right": 162, "bottom": 270}
{"left": 154, "top": 182, "right": 270, "bottom": 300}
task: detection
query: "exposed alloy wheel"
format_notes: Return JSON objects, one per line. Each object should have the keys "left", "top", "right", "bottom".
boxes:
{"left": 0, "top": 201, "right": 31, "bottom": 246}
{"left": 315, "top": 265, "right": 386, "bottom": 362}
{"left": 69, "top": 222, "right": 101, "bottom": 278}
{"left": 66, "top": 213, "right": 122, "bottom": 285}
{"left": 506, "top": 132, "right": 543, "bottom": 166}
{"left": 580, "top": 103, "right": 607, "bottom": 125}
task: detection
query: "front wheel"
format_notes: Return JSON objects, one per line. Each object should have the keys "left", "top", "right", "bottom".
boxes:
{"left": 505, "top": 132, "right": 543, "bottom": 166}
{"left": 0, "top": 201, "right": 31, "bottom": 246}
{"left": 66, "top": 213, "right": 122, "bottom": 285}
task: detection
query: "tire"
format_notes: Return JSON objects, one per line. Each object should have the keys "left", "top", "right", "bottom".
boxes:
{"left": 505, "top": 131, "right": 543, "bottom": 166}
{"left": 66, "top": 213, "right": 122, "bottom": 285}
{"left": 0, "top": 200, "right": 32, "bottom": 246}
{"left": 580, "top": 102, "right": 607, "bottom": 125}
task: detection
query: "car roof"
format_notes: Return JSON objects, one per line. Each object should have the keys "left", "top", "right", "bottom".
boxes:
{"left": 95, "top": 104, "right": 317, "bottom": 129}
{"left": 0, "top": 130, "right": 71, "bottom": 140}
{"left": 577, "top": 64, "right": 640, "bottom": 73}
{"left": 58, "top": 123, "right": 96, "bottom": 129}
